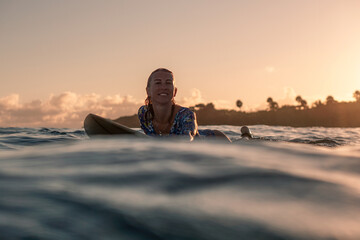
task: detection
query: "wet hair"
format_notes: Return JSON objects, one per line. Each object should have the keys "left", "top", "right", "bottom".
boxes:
{"left": 145, "top": 68, "right": 175, "bottom": 124}
{"left": 146, "top": 68, "right": 173, "bottom": 88}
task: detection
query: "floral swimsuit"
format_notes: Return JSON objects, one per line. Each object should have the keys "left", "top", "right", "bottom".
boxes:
{"left": 138, "top": 105, "right": 215, "bottom": 137}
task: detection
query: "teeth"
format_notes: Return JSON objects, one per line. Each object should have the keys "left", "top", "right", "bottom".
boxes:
{"left": 159, "top": 93, "right": 168, "bottom": 96}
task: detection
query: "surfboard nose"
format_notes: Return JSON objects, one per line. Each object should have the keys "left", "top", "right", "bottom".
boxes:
{"left": 83, "top": 113, "right": 149, "bottom": 138}
{"left": 84, "top": 113, "right": 102, "bottom": 136}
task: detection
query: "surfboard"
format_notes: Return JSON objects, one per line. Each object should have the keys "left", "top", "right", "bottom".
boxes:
{"left": 84, "top": 113, "right": 250, "bottom": 142}
{"left": 84, "top": 113, "right": 148, "bottom": 138}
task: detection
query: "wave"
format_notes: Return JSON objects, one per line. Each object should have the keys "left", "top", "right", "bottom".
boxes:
{"left": 0, "top": 138, "right": 359, "bottom": 239}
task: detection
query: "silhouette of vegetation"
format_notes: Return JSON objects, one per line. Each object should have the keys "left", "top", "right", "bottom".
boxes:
{"left": 236, "top": 100, "right": 243, "bottom": 110}
{"left": 280, "top": 104, "right": 296, "bottom": 110}
{"left": 195, "top": 103, "right": 205, "bottom": 109}
{"left": 295, "top": 95, "right": 308, "bottom": 110}
{"left": 326, "top": 95, "right": 337, "bottom": 105}
{"left": 354, "top": 90, "right": 360, "bottom": 103}
{"left": 114, "top": 89, "right": 360, "bottom": 128}
{"left": 312, "top": 100, "right": 324, "bottom": 108}
{"left": 267, "top": 97, "right": 279, "bottom": 111}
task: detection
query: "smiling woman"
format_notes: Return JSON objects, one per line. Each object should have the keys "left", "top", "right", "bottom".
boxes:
{"left": 138, "top": 68, "right": 231, "bottom": 142}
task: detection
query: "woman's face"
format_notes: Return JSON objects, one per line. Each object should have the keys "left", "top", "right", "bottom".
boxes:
{"left": 147, "top": 71, "right": 177, "bottom": 105}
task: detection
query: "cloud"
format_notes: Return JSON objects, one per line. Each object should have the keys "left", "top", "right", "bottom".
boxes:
{"left": 0, "top": 92, "right": 142, "bottom": 128}
{"left": 2, "top": 90, "right": 229, "bottom": 128}
{"left": 180, "top": 89, "right": 234, "bottom": 110}
{"left": 278, "top": 87, "right": 297, "bottom": 106}
{"left": 0, "top": 94, "right": 21, "bottom": 109}
{"left": 180, "top": 88, "right": 205, "bottom": 107}
{"left": 1, "top": 89, "right": 289, "bottom": 128}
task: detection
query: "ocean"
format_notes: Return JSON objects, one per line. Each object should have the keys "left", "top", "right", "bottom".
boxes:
{"left": 0, "top": 125, "right": 360, "bottom": 240}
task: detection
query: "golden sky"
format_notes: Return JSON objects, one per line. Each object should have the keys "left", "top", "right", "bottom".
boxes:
{"left": 1, "top": 0, "right": 360, "bottom": 127}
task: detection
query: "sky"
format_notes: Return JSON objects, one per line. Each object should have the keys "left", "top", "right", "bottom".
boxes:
{"left": 1, "top": 0, "right": 360, "bottom": 127}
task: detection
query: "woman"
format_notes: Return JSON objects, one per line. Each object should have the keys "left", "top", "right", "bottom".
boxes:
{"left": 138, "top": 68, "right": 231, "bottom": 142}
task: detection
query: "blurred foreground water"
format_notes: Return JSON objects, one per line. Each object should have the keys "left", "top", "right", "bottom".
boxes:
{"left": 0, "top": 125, "right": 360, "bottom": 240}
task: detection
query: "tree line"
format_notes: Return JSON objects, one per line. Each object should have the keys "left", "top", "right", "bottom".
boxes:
{"left": 115, "top": 90, "right": 360, "bottom": 127}
{"left": 235, "top": 90, "right": 360, "bottom": 111}
{"left": 187, "top": 90, "right": 360, "bottom": 127}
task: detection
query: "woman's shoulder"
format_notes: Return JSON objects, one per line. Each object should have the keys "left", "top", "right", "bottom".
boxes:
{"left": 138, "top": 105, "right": 148, "bottom": 114}
{"left": 175, "top": 106, "right": 195, "bottom": 120}
{"left": 138, "top": 105, "right": 149, "bottom": 122}
{"left": 138, "top": 105, "right": 147, "bottom": 111}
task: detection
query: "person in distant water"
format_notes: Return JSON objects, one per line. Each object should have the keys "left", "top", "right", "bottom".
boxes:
{"left": 138, "top": 68, "right": 231, "bottom": 142}
{"left": 240, "top": 126, "right": 253, "bottom": 139}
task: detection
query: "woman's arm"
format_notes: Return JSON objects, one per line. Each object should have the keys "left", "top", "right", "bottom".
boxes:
{"left": 179, "top": 110, "right": 198, "bottom": 141}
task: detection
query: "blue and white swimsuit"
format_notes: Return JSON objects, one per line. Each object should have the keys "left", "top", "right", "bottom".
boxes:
{"left": 138, "top": 105, "right": 215, "bottom": 137}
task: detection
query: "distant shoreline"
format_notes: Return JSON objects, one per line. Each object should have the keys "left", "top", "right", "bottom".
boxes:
{"left": 114, "top": 101, "right": 360, "bottom": 128}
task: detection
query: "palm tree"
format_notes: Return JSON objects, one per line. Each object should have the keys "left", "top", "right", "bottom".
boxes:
{"left": 295, "top": 96, "right": 302, "bottom": 103}
{"left": 267, "top": 97, "right": 279, "bottom": 111}
{"left": 326, "top": 95, "right": 336, "bottom": 105}
{"left": 295, "top": 95, "right": 308, "bottom": 109}
{"left": 205, "top": 102, "right": 215, "bottom": 110}
{"left": 236, "top": 99, "right": 243, "bottom": 110}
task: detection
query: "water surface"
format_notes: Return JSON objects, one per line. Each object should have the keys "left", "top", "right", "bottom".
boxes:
{"left": 0, "top": 125, "right": 359, "bottom": 239}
